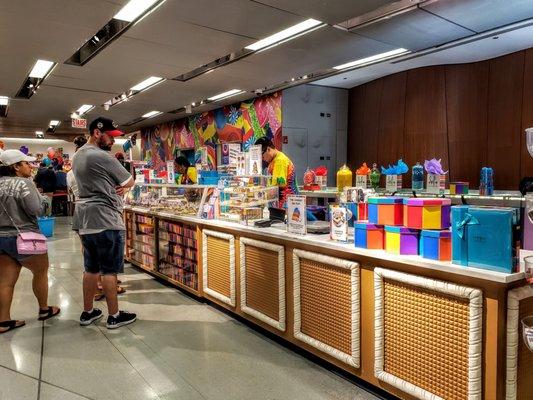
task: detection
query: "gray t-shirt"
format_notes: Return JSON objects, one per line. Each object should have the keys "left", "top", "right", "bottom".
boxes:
{"left": 72, "top": 144, "right": 131, "bottom": 233}
{"left": 0, "top": 176, "right": 47, "bottom": 237}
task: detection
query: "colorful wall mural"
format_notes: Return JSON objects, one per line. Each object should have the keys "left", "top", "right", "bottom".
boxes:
{"left": 141, "top": 91, "right": 282, "bottom": 171}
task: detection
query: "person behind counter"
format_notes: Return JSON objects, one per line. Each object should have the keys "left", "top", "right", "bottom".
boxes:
{"left": 255, "top": 137, "right": 298, "bottom": 208}
{"left": 175, "top": 156, "right": 197, "bottom": 184}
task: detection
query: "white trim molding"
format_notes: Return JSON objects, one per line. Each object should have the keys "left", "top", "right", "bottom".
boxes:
{"left": 293, "top": 249, "right": 360, "bottom": 368}
{"left": 239, "top": 237, "right": 285, "bottom": 331}
{"left": 202, "top": 229, "right": 236, "bottom": 307}
{"left": 374, "top": 268, "right": 483, "bottom": 400}
{"left": 506, "top": 285, "right": 533, "bottom": 400}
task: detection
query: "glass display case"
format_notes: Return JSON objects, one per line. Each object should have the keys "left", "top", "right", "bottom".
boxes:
{"left": 126, "top": 183, "right": 215, "bottom": 217}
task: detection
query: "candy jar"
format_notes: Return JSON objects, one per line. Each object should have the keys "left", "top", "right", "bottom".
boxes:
{"left": 479, "top": 167, "right": 494, "bottom": 196}
{"left": 336, "top": 164, "right": 353, "bottom": 192}
{"left": 369, "top": 163, "right": 381, "bottom": 190}
{"left": 412, "top": 162, "right": 424, "bottom": 190}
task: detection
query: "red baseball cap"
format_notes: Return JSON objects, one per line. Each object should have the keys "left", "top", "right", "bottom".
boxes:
{"left": 89, "top": 117, "right": 124, "bottom": 137}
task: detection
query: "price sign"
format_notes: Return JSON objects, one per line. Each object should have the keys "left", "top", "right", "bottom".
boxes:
{"left": 427, "top": 174, "right": 445, "bottom": 194}
{"left": 386, "top": 175, "right": 398, "bottom": 192}
{"left": 287, "top": 195, "right": 307, "bottom": 235}
{"left": 355, "top": 174, "right": 368, "bottom": 188}
{"left": 71, "top": 118, "right": 87, "bottom": 129}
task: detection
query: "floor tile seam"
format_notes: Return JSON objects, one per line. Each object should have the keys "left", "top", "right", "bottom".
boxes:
{"left": 39, "top": 379, "right": 96, "bottom": 400}
{"left": 0, "top": 363, "right": 40, "bottom": 382}
{"left": 95, "top": 324, "right": 165, "bottom": 400}
{"left": 122, "top": 324, "right": 209, "bottom": 400}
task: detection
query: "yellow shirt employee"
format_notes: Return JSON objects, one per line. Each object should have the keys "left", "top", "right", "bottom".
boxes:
{"left": 175, "top": 156, "right": 197, "bottom": 184}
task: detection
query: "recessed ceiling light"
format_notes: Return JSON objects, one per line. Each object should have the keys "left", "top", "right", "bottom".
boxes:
{"left": 114, "top": 0, "right": 160, "bottom": 22}
{"left": 0, "top": 96, "right": 8, "bottom": 106}
{"left": 35, "top": 131, "right": 44, "bottom": 138}
{"left": 333, "top": 48, "right": 410, "bottom": 70}
{"left": 76, "top": 104, "right": 94, "bottom": 115}
{"left": 49, "top": 120, "right": 60, "bottom": 126}
{"left": 245, "top": 19, "right": 324, "bottom": 51}
{"left": 142, "top": 110, "right": 162, "bottom": 118}
{"left": 208, "top": 89, "right": 244, "bottom": 101}
{"left": 28, "top": 60, "right": 56, "bottom": 79}
{"left": 130, "top": 76, "right": 164, "bottom": 92}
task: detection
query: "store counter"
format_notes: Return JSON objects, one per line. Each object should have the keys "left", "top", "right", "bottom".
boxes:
{"left": 124, "top": 205, "right": 532, "bottom": 400}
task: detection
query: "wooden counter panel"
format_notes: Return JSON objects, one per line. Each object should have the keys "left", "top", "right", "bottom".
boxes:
{"left": 240, "top": 238, "right": 286, "bottom": 331}
{"left": 202, "top": 230, "right": 235, "bottom": 307}
{"left": 383, "top": 280, "right": 470, "bottom": 399}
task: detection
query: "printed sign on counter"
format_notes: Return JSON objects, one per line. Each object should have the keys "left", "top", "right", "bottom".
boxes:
{"left": 355, "top": 174, "right": 368, "bottom": 188}
{"left": 427, "top": 174, "right": 445, "bottom": 194}
{"left": 287, "top": 195, "right": 307, "bottom": 235}
{"left": 386, "top": 175, "right": 401, "bottom": 192}
{"left": 166, "top": 160, "right": 175, "bottom": 184}
{"left": 247, "top": 145, "right": 262, "bottom": 175}
{"left": 330, "top": 205, "right": 348, "bottom": 242}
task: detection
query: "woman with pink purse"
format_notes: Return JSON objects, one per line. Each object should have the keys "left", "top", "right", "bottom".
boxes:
{"left": 0, "top": 149, "right": 60, "bottom": 334}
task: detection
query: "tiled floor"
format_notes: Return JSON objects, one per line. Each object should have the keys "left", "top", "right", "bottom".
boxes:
{"left": 0, "top": 218, "right": 381, "bottom": 400}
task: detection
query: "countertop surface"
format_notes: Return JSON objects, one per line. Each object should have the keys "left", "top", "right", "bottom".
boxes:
{"left": 126, "top": 206, "right": 526, "bottom": 284}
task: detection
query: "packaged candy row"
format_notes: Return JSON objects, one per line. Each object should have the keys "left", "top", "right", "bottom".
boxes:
{"left": 137, "top": 224, "right": 154, "bottom": 235}
{"left": 158, "top": 230, "right": 198, "bottom": 249}
{"left": 132, "top": 251, "right": 154, "bottom": 267}
{"left": 158, "top": 221, "right": 197, "bottom": 239}
{"left": 158, "top": 263, "right": 198, "bottom": 290}
{"left": 131, "top": 233, "right": 152, "bottom": 244}
{"left": 136, "top": 215, "right": 154, "bottom": 225}
{"left": 159, "top": 256, "right": 197, "bottom": 273}
{"left": 132, "top": 242, "right": 154, "bottom": 256}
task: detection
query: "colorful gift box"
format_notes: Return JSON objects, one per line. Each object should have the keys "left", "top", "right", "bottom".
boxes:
{"left": 368, "top": 197, "right": 404, "bottom": 226}
{"left": 451, "top": 205, "right": 514, "bottom": 273}
{"left": 343, "top": 202, "right": 358, "bottom": 227}
{"left": 420, "top": 230, "right": 451, "bottom": 261}
{"left": 355, "top": 222, "right": 384, "bottom": 249}
{"left": 449, "top": 182, "right": 469, "bottom": 195}
{"left": 357, "top": 202, "right": 368, "bottom": 221}
{"left": 384, "top": 226, "right": 419, "bottom": 255}
{"left": 404, "top": 198, "right": 451, "bottom": 230}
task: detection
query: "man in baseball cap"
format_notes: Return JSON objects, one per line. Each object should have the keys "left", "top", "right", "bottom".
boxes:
{"left": 88, "top": 117, "right": 124, "bottom": 151}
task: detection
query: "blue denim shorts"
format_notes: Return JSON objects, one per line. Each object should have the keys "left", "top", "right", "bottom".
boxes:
{"left": 0, "top": 236, "right": 31, "bottom": 263}
{"left": 80, "top": 230, "right": 125, "bottom": 275}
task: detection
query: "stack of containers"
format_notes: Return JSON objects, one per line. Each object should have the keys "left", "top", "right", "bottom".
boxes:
{"left": 404, "top": 198, "right": 452, "bottom": 261}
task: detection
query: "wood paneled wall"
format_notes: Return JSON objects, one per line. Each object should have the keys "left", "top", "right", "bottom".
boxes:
{"left": 347, "top": 48, "right": 533, "bottom": 189}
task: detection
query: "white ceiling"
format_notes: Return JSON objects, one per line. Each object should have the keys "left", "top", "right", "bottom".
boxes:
{"left": 0, "top": 0, "right": 532, "bottom": 138}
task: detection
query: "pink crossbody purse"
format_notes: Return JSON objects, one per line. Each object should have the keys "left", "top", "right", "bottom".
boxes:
{"left": 1, "top": 203, "right": 48, "bottom": 255}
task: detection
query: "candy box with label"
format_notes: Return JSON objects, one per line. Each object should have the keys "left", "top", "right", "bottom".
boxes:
{"left": 449, "top": 182, "right": 469, "bottom": 195}
{"left": 368, "top": 197, "right": 404, "bottom": 226}
{"left": 420, "top": 230, "right": 451, "bottom": 261}
{"left": 451, "top": 205, "right": 515, "bottom": 273}
{"left": 404, "top": 198, "right": 451, "bottom": 230}
{"left": 384, "top": 226, "right": 419, "bottom": 255}
{"left": 354, "top": 222, "right": 384, "bottom": 249}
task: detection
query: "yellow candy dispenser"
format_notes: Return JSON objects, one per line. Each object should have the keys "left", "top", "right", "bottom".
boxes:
{"left": 336, "top": 164, "right": 353, "bottom": 192}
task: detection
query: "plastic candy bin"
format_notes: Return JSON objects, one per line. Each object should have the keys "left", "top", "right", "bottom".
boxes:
{"left": 37, "top": 217, "right": 55, "bottom": 238}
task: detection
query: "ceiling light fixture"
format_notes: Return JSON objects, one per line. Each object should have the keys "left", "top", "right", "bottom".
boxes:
{"left": 114, "top": 0, "right": 160, "bottom": 22}
{"left": 49, "top": 120, "right": 60, "bottom": 126}
{"left": 333, "top": 48, "right": 410, "bottom": 70}
{"left": 208, "top": 89, "right": 244, "bottom": 102}
{"left": 28, "top": 60, "right": 56, "bottom": 79}
{"left": 76, "top": 104, "right": 94, "bottom": 115}
{"left": 0, "top": 96, "right": 8, "bottom": 106}
{"left": 245, "top": 19, "right": 324, "bottom": 51}
{"left": 142, "top": 110, "right": 163, "bottom": 118}
{"left": 35, "top": 131, "right": 44, "bottom": 138}
{"left": 130, "top": 76, "right": 164, "bottom": 92}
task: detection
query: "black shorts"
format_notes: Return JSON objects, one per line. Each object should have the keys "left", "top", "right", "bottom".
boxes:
{"left": 80, "top": 230, "right": 125, "bottom": 275}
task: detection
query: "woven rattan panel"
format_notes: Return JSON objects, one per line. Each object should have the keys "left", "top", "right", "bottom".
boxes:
{"left": 244, "top": 246, "right": 279, "bottom": 321}
{"left": 383, "top": 280, "right": 470, "bottom": 400}
{"left": 518, "top": 297, "right": 533, "bottom": 400}
{"left": 206, "top": 236, "right": 231, "bottom": 298}
{"left": 300, "top": 258, "right": 351, "bottom": 355}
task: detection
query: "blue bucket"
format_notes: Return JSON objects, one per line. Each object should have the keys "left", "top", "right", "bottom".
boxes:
{"left": 37, "top": 217, "right": 55, "bottom": 237}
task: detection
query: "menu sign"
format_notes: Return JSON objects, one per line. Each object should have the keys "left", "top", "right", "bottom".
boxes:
{"left": 287, "top": 195, "right": 306, "bottom": 235}
{"left": 247, "top": 145, "right": 262, "bottom": 175}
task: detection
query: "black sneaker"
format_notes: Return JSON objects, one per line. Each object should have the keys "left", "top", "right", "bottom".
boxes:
{"left": 106, "top": 311, "right": 136, "bottom": 329}
{"left": 79, "top": 308, "right": 103, "bottom": 326}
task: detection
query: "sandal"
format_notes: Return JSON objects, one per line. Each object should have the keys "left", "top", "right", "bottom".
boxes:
{"left": 38, "top": 306, "right": 61, "bottom": 321}
{"left": 0, "top": 320, "right": 26, "bottom": 334}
